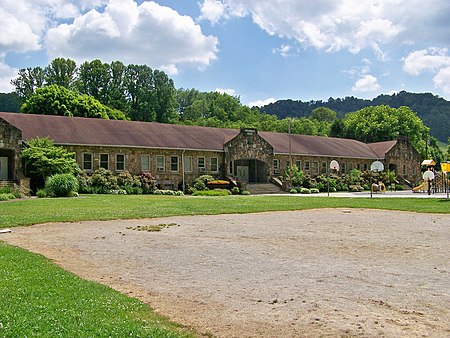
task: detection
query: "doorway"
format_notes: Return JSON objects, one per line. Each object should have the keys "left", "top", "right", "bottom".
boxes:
{"left": 0, "top": 157, "right": 8, "bottom": 180}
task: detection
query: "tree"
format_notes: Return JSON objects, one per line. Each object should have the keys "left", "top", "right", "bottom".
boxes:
{"left": 329, "top": 119, "right": 346, "bottom": 138}
{"left": 77, "top": 59, "right": 111, "bottom": 103}
{"left": 311, "top": 107, "right": 337, "bottom": 122}
{"left": 11, "top": 67, "right": 45, "bottom": 99}
{"left": 151, "top": 70, "right": 178, "bottom": 123}
{"left": 124, "top": 64, "right": 154, "bottom": 121}
{"left": 22, "top": 137, "right": 78, "bottom": 190}
{"left": 44, "top": 58, "right": 77, "bottom": 89}
{"left": 107, "top": 61, "right": 128, "bottom": 112}
{"left": 20, "top": 84, "right": 125, "bottom": 120}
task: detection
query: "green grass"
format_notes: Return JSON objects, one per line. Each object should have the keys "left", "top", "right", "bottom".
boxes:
{"left": 1, "top": 194, "right": 449, "bottom": 229}
{"left": 0, "top": 194, "right": 449, "bottom": 337}
{"left": 0, "top": 242, "right": 193, "bottom": 337}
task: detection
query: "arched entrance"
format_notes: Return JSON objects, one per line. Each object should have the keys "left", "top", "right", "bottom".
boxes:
{"left": 230, "top": 158, "right": 268, "bottom": 183}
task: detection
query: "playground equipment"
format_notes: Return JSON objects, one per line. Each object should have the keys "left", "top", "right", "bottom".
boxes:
{"left": 412, "top": 181, "right": 428, "bottom": 192}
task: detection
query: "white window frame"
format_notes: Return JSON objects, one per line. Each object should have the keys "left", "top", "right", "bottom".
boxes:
{"left": 295, "top": 160, "right": 302, "bottom": 170}
{"left": 313, "top": 161, "right": 319, "bottom": 175}
{"left": 210, "top": 157, "right": 219, "bottom": 173}
{"left": 82, "top": 153, "right": 93, "bottom": 171}
{"left": 141, "top": 155, "right": 150, "bottom": 172}
{"left": 100, "top": 153, "right": 109, "bottom": 170}
{"left": 184, "top": 156, "right": 193, "bottom": 172}
{"left": 156, "top": 155, "right": 165, "bottom": 172}
{"left": 198, "top": 156, "right": 206, "bottom": 173}
{"left": 116, "top": 154, "right": 125, "bottom": 171}
{"left": 321, "top": 161, "right": 327, "bottom": 174}
{"left": 304, "top": 160, "right": 310, "bottom": 173}
{"left": 170, "top": 156, "right": 179, "bottom": 172}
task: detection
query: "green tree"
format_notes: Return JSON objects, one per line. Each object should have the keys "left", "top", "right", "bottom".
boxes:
{"left": 44, "top": 58, "right": 77, "bottom": 89}
{"left": 22, "top": 137, "right": 78, "bottom": 183}
{"left": 107, "top": 61, "right": 128, "bottom": 113}
{"left": 77, "top": 59, "right": 111, "bottom": 103}
{"left": 124, "top": 64, "right": 154, "bottom": 121}
{"left": 447, "top": 137, "right": 450, "bottom": 160}
{"left": 329, "top": 119, "right": 346, "bottom": 138}
{"left": 311, "top": 107, "right": 337, "bottom": 122}
{"left": 151, "top": 70, "right": 178, "bottom": 123}
{"left": 11, "top": 67, "right": 45, "bottom": 99}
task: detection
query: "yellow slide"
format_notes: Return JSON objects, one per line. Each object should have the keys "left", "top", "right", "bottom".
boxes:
{"left": 412, "top": 181, "right": 428, "bottom": 192}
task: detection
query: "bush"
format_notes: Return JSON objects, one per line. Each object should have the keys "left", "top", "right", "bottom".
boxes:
{"left": 0, "top": 193, "right": 16, "bottom": 201}
{"left": 300, "top": 188, "right": 311, "bottom": 194}
{"left": 45, "top": 173, "right": 79, "bottom": 197}
{"left": 36, "top": 189, "right": 47, "bottom": 198}
{"left": 138, "top": 172, "right": 157, "bottom": 194}
{"left": 154, "top": 189, "right": 184, "bottom": 196}
{"left": 192, "top": 189, "right": 230, "bottom": 196}
{"left": 241, "top": 190, "right": 250, "bottom": 195}
{"left": 231, "top": 187, "right": 240, "bottom": 195}
{"left": 192, "top": 175, "right": 215, "bottom": 191}
{"left": 289, "top": 188, "right": 298, "bottom": 194}
{"left": 310, "top": 188, "right": 319, "bottom": 194}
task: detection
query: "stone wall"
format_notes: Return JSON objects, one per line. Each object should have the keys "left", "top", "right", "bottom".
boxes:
{"left": 224, "top": 128, "right": 274, "bottom": 177}
{"left": 64, "top": 144, "right": 224, "bottom": 188}
{"left": 384, "top": 137, "right": 421, "bottom": 183}
{"left": 0, "top": 117, "right": 23, "bottom": 181}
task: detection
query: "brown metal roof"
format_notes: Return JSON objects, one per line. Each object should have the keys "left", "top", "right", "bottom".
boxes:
{"left": 0, "top": 112, "right": 386, "bottom": 159}
{"left": 368, "top": 140, "right": 397, "bottom": 159}
{"left": 0, "top": 112, "right": 239, "bottom": 151}
{"left": 260, "top": 131, "right": 380, "bottom": 159}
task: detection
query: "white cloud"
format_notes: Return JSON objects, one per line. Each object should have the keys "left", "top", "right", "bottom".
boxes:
{"left": 45, "top": 0, "right": 218, "bottom": 70}
{"left": 0, "top": 61, "right": 18, "bottom": 92}
{"left": 352, "top": 74, "right": 381, "bottom": 93}
{"left": 402, "top": 48, "right": 450, "bottom": 76}
{"left": 198, "top": 0, "right": 226, "bottom": 25}
{"left": 272, "top": 44, "right": 294, "bottom": 58}
{"left": 198, "top": 0, "right": 450, "bottom": 57}
{"left": 434, "top": 67, "right": 450, "bottom": 94}
{"left": 214, "top": 88, "right": 236, "bottom": 96}
{"left": 247, "top": 97, "right": 277, "bottom": 107}
{"left": 402, "top": 48, "right": 450, "bottom": 94}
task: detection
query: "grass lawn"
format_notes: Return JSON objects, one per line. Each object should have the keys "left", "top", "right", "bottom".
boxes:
{"left": 0, "top": 194, "right": 449, "bottom": 337}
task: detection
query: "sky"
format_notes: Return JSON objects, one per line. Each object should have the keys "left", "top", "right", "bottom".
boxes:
{"left": 1, "top": 0, "right": 450, "bottom": 107}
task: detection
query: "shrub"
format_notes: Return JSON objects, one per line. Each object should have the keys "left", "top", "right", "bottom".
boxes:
{"left": 0, "top": 187, "right": 12, "bottom": 194}
{"left": 193, "top": 175, "right": 215, "bottom": 191}
{"left": 0, "top": 193, "right": 16, "bottom": 201}
{"left": 289, "top": 188, "right": 298, "bottom": 194}
{"left": 192, "top": 189, "right": 230, "bottom": 196}
{"left": 300, "top": 188, "right": 311, "bottom": 194}
{"left": 36, "top": 189, "right": 47, "bottom": 198}
{"left": 241, "top": 190, "right": 251, "bottom": 195}
{"left": 154, "top": 189, "right": 183, "bottom": 196}
{"left": 109, "top": 189, "right": 127, "bottom": 195}
{"left": 310, "top": 188, "right": 319, "bottom": 194}
{"left": 231, "top": 187, "right": 240, "bottom": 195}
{"left": 45, "top": 173, "right": 79, "bottom": 197}
{"left": 138, "top": 172, "right": 157, "bottom": 194}
{"left": 117, "top": 170, "right": 135, "bottom": 187}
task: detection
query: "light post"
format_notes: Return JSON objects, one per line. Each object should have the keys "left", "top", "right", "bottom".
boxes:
{"left": 370, "top": 160, "right": 384, "bottom": 198}
{"left": 328, "top": 160, "right": 339, "bottom": 196}
{"left": 422, "top": 170, "right": 435, "bottom": 196}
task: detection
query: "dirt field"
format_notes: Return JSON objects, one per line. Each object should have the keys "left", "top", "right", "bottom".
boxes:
{"left": 3, "top": 209, "right": 449, "bottom": 337}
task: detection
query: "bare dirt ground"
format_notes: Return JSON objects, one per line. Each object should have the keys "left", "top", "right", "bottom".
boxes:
{"left": 2, "top": 209, "right": 450, "bottom": 337}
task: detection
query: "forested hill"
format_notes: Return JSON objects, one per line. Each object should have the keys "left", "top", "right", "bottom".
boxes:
{"left": 259, "top": 91, "right": 450, "bottom": 142}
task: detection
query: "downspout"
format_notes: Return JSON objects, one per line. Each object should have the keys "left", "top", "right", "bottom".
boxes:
{"left": 182, "top": 149, "right": 186, "bottom": 192}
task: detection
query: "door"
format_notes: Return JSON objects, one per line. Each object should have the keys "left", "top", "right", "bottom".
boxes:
{"left": 0, "top": 157, "right": 8, "bottom": 180}
{"left": 236, "top": 165, "right": 249, "bottom": 182}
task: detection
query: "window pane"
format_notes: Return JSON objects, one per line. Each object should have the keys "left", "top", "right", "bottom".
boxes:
{"left": 156, "top": 155, "right": 165, "bottom": 172}
{"left": 116, "top": 154, "right": 125, "bottom": 171}
{"left": 171, "top": 156, "right": 179, "bottom": 172}
{"left": 141, "top": 155, "right": 150, "bottom": 172}
{"left": 211, "top": 157, "right": 218, "bottom": 172}
{"left": 83, "top": 153, "right": 92, "bottom": 170}
{"left": 305, "top": 161, "right": 310, "bottom": 171}
{"left": 184, "top": 156, "right": 192, "bottom": 172}
{"left": 100, "top": 154, "right": 109, "bottom": 170}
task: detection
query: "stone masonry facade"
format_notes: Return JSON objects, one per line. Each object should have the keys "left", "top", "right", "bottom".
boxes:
{"left": 0, "top": 118, "right": 23, "bottom": 181}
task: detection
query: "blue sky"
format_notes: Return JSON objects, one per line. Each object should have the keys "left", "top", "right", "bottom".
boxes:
{"left": 1, "top": 0, "right": 450, "bottom": 106}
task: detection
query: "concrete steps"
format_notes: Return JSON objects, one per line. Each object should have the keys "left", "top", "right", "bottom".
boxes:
{"left": 246, "top": 183, "right": 284, "bottom": 195}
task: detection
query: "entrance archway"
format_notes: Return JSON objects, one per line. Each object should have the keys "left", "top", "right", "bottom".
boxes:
{"left": 230, "top": 159, "right": 268, "bottom": 183}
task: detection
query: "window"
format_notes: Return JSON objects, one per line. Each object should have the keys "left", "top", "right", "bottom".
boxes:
{"left": 356, "top": 163, "right": 361, "bottom": 170}
{"left": 141, "top": 155, "right": 150, "bottom": 172}
{"left": 100, "top": 153, "right": 109, "bottom": 170}
{"left": 184, "top": 156, "right": 192, "bottom": 172}
{"left": 321, "top": 161, "right": 327, "bottom": 174}
{"left": 295, "top": 160, "right": 302, "bottom": 170}
{"left": 170, "top": 156, "right": 179, "bottom": 172}
{"left": 313, "top": 161, "right": 319, "bottom": 175}
{"left": 363, "top": 163, "right": 368, "bottom": 171}
{"left": 83, "top": 153, "right": 93, "bottom": 171}
{"left": 116, "top": 154, "right": 125, "bottom": 171}
{"left": 198, "top": 156, "right": 206, "bottom": 173}
{"left": 211, "top": 157, "right": 219, "bottom": 172}
{"left": 304, "top": 160, "right": 310, "bottom": 172}
{"left": 403, "top": 164, "right": 407, "bottom": 176}
{"left": 341, "top": 162, "right": 346, "bottom": 174}
{"left": 156, "top": 155, "right": 165, "bottom": 172}
{"left": 273, "top": 159, "right": 280, "bottom": 174}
